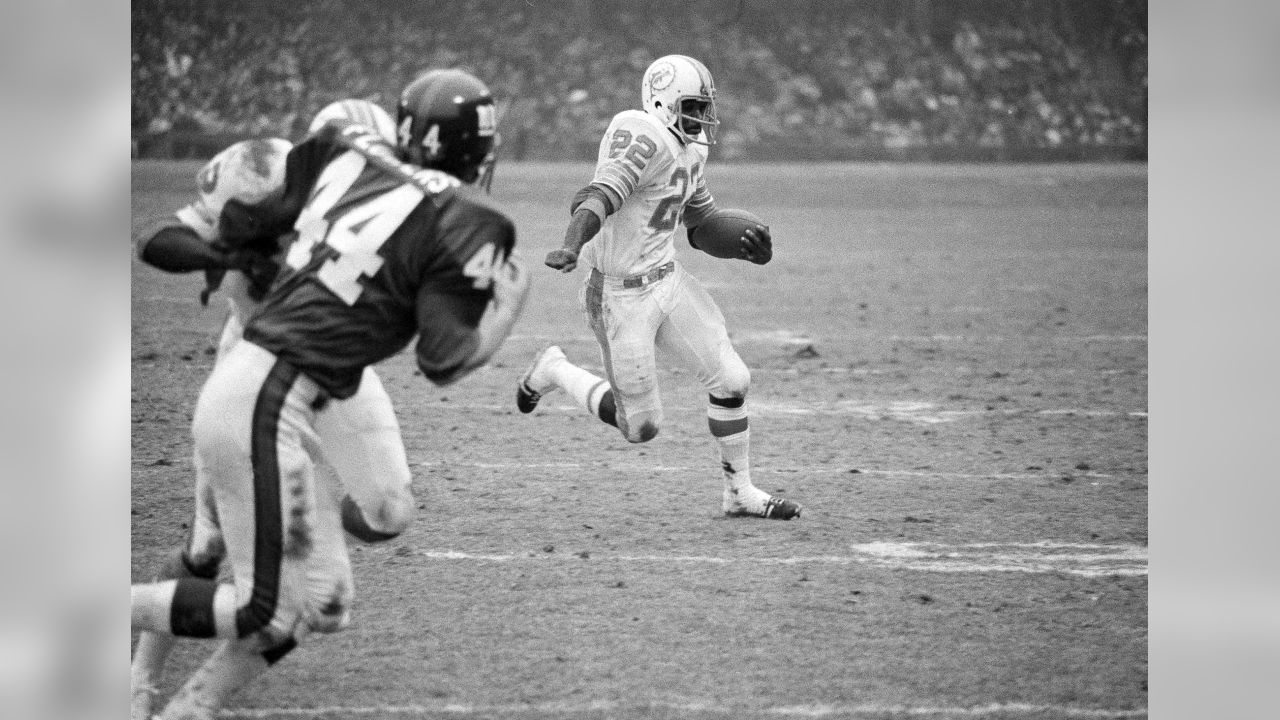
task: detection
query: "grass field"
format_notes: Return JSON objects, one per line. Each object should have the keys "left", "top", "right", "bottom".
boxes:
{"left": 131, "top": 160, "right": 1147, "bottom": 719}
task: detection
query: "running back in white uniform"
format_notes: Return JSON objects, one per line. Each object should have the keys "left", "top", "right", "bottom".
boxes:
{"left": 520, "top": 54, "right": 801, "bottom": 522}
{"left": 579, "top": 110, "right": 714, "bottom": 278}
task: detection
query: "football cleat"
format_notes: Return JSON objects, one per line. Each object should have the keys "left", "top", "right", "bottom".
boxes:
{"left": 723, "top": 487, "right": 803, "bottom": 520}
{"left": 516, "top": 345, "right": 565, "bottom": 413}
{"left": 759, "top": 496, "right": 803, "bottom": 520}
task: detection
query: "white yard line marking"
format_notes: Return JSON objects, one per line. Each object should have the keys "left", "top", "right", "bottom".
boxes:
{"left": 746, "top": 401, "right": 1146, "bottom": 423}
{"left": 415, "top": 460, "right": 1130, "bottom": 482}
{"left": 423, "top": 399, "right": 1147, "bottom": 424}
{"left": 888, "top": 335, "right": 1147, "bottom": 343}
{"left": 403, "top": 542, "right": 1146, "bottom": 578}
{"left": 223, "top": 701, "right": 1147, "bottom": 718}
{"left": 506, "top": 333, "right": 1147, "bottom": 345}
{"left": 847, "top": 541, "right": 1147, "bottom": 578}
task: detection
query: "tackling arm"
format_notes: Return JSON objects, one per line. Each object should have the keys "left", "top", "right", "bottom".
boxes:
{"left": 456, "top": 253, "right": 530, "bottom": 378}
{"left": 136, "top": 224, "right": 236, "bottom": 273}
{"left": 414, "top": 253, "right": 531, "bottom": 386}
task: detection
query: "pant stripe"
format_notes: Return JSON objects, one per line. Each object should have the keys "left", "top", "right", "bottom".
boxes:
{"left": 236, "top": 358, "right": 300, "bottom": 638}
{"left": 585, "top": 279, "right": 627, "bottom": 424}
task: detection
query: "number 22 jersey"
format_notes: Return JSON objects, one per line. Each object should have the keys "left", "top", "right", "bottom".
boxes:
{"left": 581, "top": 110, "right": 716, "bottom": 278}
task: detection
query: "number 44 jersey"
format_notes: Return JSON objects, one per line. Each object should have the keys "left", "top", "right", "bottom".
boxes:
{"left": 232, "top": 122, "right": 517, "bottom": 399}
{"left": 581, "top": 110, "right": 717, "bottom": 279}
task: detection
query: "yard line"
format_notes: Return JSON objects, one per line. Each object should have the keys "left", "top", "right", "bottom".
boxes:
{"left": 405, "top": 541, "right": 1147, "bottom": 578}
{"left": 847, "top": 541, "right": 1147, "bottom": 577}
{"left": 415, "top": 460, "right": 1130, "bottom": 482}
{"left": 420, "top": 399, "right": 1147, "bottom": 423}
{"left": 888, "top": 334, "right": 1147, "bottom": 343}
{"left": 223, "top": 701, "right": 1147, "bottom": 718}
{"left": 507, "top": 332, "right": 1148, "bottom": 345}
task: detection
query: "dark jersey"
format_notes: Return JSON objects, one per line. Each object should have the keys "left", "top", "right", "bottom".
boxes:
{"left": 232, "top": 121, "right": 516, "bottom": 398}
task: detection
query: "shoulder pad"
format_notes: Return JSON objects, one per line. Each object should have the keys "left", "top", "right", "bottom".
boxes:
{"left": 609, "top": 109, "right": 667, "bottom": 137}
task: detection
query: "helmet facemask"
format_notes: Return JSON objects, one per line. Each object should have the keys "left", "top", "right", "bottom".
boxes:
{"left": 673, "top": 96, "right": 718, "bottom": 146}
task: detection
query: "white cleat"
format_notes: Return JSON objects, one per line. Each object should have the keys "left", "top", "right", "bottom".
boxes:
{"left": 516, "top": 345, "right": 565, "bottom": 413}
{"left": 723, "top": 486, "right": 802, "bottom": 520}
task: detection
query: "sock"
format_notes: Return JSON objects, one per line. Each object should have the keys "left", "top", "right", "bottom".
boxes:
{"left": 553, "top": 360, "right": 614, "bottom": 424}
{"left": 708, "top": 395, "right": 755, "bottom": 494}
{"left": 131, "top": 632, "right": 168, "bottom": 720}
{"left": 131, "top": 579, "right": 239, "bottom": 639}
{"left": 157, "top": 638, "right": 269, "bottom": 720}
{"left": 715, "top": 428, "right": 754, "bottom": 494}
{"left": 132, "top": 549, "right": 212, "bottom": 720}
{"left": 131, "top": 580, "right": 179, "bottom": 634}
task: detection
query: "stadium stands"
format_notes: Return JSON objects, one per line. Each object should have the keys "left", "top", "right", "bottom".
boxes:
{"left": 132, "top": 0, "right": 1146, "bottom": 161}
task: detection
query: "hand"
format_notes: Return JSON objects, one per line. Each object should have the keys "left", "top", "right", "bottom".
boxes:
{"left": 439, "top": 253, "right": 531, "bottom": 387}
{"left": 492, "top": 253, "right": 531, "bottom": 309}
{"left": 545, "top": 248, "right": 579, "bottom": 273}
{"left": 740, "top": 225, "right": 773, "bottom": 265}
{"left": 228, "top": 250, "right": 281, "bottom": 300}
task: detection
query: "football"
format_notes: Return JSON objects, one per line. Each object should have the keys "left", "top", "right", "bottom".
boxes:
{"left": 689, "top": 208, "right": 771, "bottom": 262}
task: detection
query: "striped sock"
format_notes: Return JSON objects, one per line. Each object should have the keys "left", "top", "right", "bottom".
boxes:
{"left": 554, "top": 360, "right": 614, "bottom": 424}
{"left": 708, "top": 395, "right": 752, "bottom": 493}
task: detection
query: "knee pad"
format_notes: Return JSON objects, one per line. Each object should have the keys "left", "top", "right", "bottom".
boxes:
{"left": 308, "top": 580, "right": 353, "bottom": 635}
{"left": 378, "top": 489, "right": 416, "bottom": 537}
{"left": 341, "top": 494, "right": 406, "bottom": 543}
{"left": 179, "top": 534, "right": 226, "bottom": 579}
{"left": 619, "top": 415, "right": 660, "bottom": 443}
{"left": 713, "top": 352, "right": 751, "bottom": 399}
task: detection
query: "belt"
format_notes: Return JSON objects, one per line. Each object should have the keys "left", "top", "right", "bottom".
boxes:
{"left": 591, "top": 261, "right": 676, "bottom": 289}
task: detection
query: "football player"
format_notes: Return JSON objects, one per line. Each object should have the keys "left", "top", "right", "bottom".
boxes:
{"left": 519, "top": 55, "right": 801, "bottom": 520}
{"left": 130, "top": 72, "right": 528, "bottom": 720}
{"left": 130, "top": 99, "right": 415, "bottom": 720}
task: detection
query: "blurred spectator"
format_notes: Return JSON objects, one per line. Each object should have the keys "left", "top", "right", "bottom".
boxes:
{"left": 131, "top": 0, "right": 1146, "bottom": 160}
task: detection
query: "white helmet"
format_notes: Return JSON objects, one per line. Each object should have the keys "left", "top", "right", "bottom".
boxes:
{"left": 641, "top": 55, "right": 719, "bottom": 146}
{"left": 176, "top": 138, "right": 292, "bottom": 239}
{"left": 309, "top": 98, "right": 397, "bottom": 144}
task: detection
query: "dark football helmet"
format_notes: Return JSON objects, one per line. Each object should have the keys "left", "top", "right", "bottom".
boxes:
{"left": 396, "top": 69, "right": 498, "bottom": 190}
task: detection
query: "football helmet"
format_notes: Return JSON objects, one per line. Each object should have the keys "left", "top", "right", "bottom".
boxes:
{"left": 176, "top": 137, "right": 292, "bottom": 239}
{"left": 641, "top": 55, "right": 719, "bottom": 146}
{"left": 309, "top": 99, "right": 397, "bottom": 144}
{"left": 396, "top": 69, "right": 498, "bottom": 189}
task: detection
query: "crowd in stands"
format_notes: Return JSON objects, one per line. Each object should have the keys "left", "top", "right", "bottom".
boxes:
{"left": 132, "top": 0, "right": 1146, "bottom": 160}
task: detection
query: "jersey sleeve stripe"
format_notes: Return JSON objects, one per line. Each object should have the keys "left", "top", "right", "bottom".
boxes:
{"left": 593, "top": 162, "right": 639, "bottom": 204}
{"left": 683, "top": 182, "right": 716, "bottom": 227}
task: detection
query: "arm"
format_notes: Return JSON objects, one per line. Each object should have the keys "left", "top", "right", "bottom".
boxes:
{"left": 414, "top": 252, "right": 531, "bottom": 387}
{"left": 135, "top": 221, "right": 281, "bottom": 305}
{"left": 545, "top": 184, "right": 620, "bottom": 273}
{"left": 450, "top": 253, "right": 531, "bottom": 379}
{"left": 679, "top": 169, "right": 771, "bottom": 264}
{"left": 136, "top": 224, "right": 236, "bottom": 273}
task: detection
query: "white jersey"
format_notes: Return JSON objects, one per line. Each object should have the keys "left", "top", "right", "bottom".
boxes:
{"left": 580, "top": 110, "right": 715, "bottom": 278}
{"left": 135, "top": 138, "right": 292, "bottom": 324}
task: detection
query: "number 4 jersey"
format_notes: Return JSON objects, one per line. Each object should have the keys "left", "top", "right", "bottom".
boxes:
{"left": 232, "top": 121, "right": 517, "bottom": 399}
{"left": 581, "top": 110, "right": 717, "bottom": 278}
